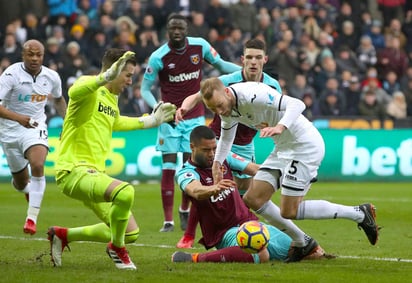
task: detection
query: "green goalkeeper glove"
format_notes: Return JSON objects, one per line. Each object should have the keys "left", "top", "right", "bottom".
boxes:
{"left": 138, "top": 101, "right": 177, "bottom": 128}
{"left": 96, "top": 51, "right": 135, "bottom": 85}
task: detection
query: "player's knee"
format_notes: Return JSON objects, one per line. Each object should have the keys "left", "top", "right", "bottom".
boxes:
{"left": 243, "top": 190, "right": 264, "bottom": 211}
{"left": 242, "top": 192, "right": 256, "bottom": 209}
{"left": 125, "top": 227, "right": 140, "bottom": 244}
{"left": 29, "top": 160, "right": 45, "bottom": 175}
{"left": 113, "top": 184, "right": 135, "bottom": 207}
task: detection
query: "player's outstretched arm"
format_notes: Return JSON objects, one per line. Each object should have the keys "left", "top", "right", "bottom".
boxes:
{"left": 185, "top": 178, "right": 237, "bottom": 200}
{"left": 213, "top": 58, "right": 241, "bottom": 74}
{"left": 175, "top": 92, "right": 202, "bottom": 122}
{"left": 140, "top": 78, "right": 158, "bottom": 109}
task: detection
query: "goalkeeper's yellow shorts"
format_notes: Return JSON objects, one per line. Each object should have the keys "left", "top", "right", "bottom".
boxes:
{"left": 56, "top": 167, "right": 130, "bottom": 223}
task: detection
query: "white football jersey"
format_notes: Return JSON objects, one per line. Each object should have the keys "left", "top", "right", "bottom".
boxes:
{"left": 215, "top": 81, "right": 324, "bottom": 163}
{"left": 0, "top": 63, "right": 62, "bottom": 141}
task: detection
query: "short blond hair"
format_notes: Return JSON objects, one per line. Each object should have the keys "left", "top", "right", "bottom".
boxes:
{"left": 200, "top": 77, "right": 224, "bottom": 100}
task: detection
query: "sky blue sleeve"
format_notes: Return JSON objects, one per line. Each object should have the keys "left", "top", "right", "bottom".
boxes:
{"left": 213, "top": 58, "right": 242, "bottom": 74}
{"left": 141, "top": 50, "right": 165, "bottom": 108}
{"left": 176, "top": 165, "right": 200, "bottom": 192}
{"left": 196, "top": 37, "right": 241, "bottom": 73}
{"left": 140, "top": 78, "right": 157, "bottom": 108}
{"left": 219, "top": 71, "right": 243, "bottom": 87}
{"left": 226, "top": 154, "right": 250, "bottom": 172}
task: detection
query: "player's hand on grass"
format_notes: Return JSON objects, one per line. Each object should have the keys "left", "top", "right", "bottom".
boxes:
{"left": 96, "top": 51, "right": 135, "bottom": 84}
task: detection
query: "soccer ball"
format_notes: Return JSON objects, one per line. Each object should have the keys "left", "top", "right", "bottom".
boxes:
{"left": 236, "top": 221, "right": 270, "bottom": 254}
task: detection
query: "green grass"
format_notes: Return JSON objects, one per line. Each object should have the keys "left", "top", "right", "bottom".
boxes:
{"left": 0, "top": 181, "right": 411, "bottom": 283}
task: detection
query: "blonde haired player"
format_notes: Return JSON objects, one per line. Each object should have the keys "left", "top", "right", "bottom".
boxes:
{"left": 201, "top": 78, "right": 379, "bottom": 262}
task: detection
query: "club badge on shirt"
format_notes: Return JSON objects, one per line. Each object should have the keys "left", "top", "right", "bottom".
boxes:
{"left": 190, "top": 54, "right": 200, "bottom": 65}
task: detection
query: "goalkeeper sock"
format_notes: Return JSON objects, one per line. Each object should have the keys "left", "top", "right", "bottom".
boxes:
{"left": 109, "top": 184, "right": 134, "bottom": 247}
{"left": 68, "top": 223, "right": 111, "bottom": 243}
{"left": 256, "top": 200, "right": 307, "bottom": 247}
{"left": 296, "top": 200, "right": 364, "bottom": 222}
{"left": 67, "top": 225, "right": 139, "bottom": 244}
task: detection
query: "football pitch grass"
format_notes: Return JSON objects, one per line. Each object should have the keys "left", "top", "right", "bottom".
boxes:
{"left": 0, "top": 181, "right": 411, "bottom": 283}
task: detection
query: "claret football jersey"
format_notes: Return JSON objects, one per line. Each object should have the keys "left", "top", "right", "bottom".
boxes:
{"left": 144, "top": 37, "right": 221, "bottom": 120}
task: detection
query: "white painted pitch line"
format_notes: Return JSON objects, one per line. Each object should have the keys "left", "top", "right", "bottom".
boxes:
{"left": 321, "top": 197, "right": 412, "bottom": 203}
{"left": 337, "top": 255, "right": 412, "bottom": 263}
{"left": 0, "top": 234, "right": 190, "bottom": 249}
{"left": 1, "top": 235, "right": 411, "bottom": 263}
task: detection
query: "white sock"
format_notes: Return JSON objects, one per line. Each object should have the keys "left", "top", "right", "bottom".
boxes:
{"left": 179, "top": 207, "right": 190, "bottom": 213}
{"left": 27, "top": 176, "right": 46, "bottom": 222}
{"left": 256, "top": 200, "right": 307, "bottom": 246}
{"left": 26, "top": 207, "right": 40, "bottom": 223}
{"left": 296, "top": 200, "right": 364, "bottom": 223}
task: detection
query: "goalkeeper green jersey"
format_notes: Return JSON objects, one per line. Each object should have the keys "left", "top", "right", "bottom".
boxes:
{"left": 56, "top": 75, "right": 144, "bottom": 172}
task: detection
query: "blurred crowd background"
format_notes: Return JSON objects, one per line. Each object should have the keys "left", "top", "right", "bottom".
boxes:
{"left": 0, "top": 0, "right": 411, "bottom": 125}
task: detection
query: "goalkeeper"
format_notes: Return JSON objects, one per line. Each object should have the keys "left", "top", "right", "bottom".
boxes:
{"left": 47, "top": 48, "right": 176, "bottom": 270}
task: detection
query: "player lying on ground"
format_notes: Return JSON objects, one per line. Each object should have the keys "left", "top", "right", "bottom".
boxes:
{"left": 171, "top": 126, "right": 332, "bottom": 263}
